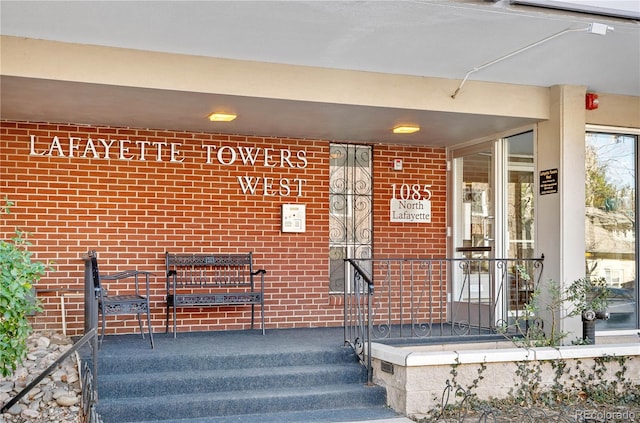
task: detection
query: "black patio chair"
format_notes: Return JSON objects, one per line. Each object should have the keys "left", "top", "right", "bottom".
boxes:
{"left": 89, "top": 251, "right": 154, "bottom": 348}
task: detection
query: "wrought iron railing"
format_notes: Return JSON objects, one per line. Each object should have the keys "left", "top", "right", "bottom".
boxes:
{"left": 1, "top": 253, "right": 103, "bottom": 422}
{"left": 343, "top": 259, "right": 375, "bottom": 384}
{"left": 80, "top": 250, "right": 103, "bottom": 423}
{"left": 344, "top": 256, "right": 544, "bottom": 382}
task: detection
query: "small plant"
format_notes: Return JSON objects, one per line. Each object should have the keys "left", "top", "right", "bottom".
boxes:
{"left": 565, "top": 276, "right": 610, "bottom": 317}
{"left": 503, "top": 267, "right": 611, "bottom": 348}
{"left": 503, "top": 277, "right": 568, "bottom": 348}
{"left": 0, "top": 199, "right": 51, "bottom": 377}
{"left": 422, "top": 356, "right": 488, "bottom": 422}
{"left": 420, "top": 354, "right": 639, "bottom": 422}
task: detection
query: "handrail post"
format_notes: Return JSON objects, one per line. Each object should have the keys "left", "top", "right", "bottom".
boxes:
{"left": 343, "top": 258, "right": 348, "bottom": 346}
{"left": 366, "top": 281, "right": 373, "bottom": 385}
{"left": 343, "top": 258, "right": 375, "bottom": 384}
{"left": 82, "top": 251, "right": 100, "bottom": 409}
{"left": 84, "top": 252, "right": 95, "bottom": 335}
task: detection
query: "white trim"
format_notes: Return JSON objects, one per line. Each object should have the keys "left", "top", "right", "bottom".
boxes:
{"left": 596, "top": 329, "right": 639, "bottom": 337}
{"left": 448, "top": 124, "right": 537, "bottom": 154}
{"left": 586, "top": 125, "right": 640, "bottom": 135}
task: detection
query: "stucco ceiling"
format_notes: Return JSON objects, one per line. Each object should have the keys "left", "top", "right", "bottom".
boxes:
{"left": 1, "top": 0, "right": 639, "bottom": 147}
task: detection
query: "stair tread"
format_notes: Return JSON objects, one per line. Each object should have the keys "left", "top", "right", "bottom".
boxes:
{"left": 100, "top": 362, "right": 362, "bottom": 381}
{"left": 98, "top": 384, "right": 388, "bottom": 422}
{"left": 99, "top": 363, "right": 367, "bottom": 398}
{"left": 96, "top": 349, "right": 358, "bottom": 374}
{"left": 99, "top": 382, "right": 384, "bottom": 405}
{"left": 131, "top": 406, "right": 401, "bottom": 423}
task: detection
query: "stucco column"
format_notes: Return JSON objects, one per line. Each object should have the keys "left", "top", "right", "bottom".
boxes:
{"left": 536, "top": 84, "right": 587, "bottom": 343}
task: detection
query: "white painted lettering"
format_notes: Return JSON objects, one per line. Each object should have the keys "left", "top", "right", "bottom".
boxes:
{"left": 263, "top": 177, "right": 275, "bottom": 195}
{"left": 217, "top": 146, "right": 237, "bottom": 165}
{"left": 202, "top": 145, "right": 216, "bottom": 164}
{"left": 48, "top": 136, "right": 65, "bottom": 157}
{"left": 237, "top": 176, "right": 260, "bottom": 194}
{"left": 280, "top": 178, "right": 291, "bottom": 196}
{"left": 296, "top": 150, "right": 308, "bottom": 168}
{"left": 83, "top": 138, "right": 99, "bottom": 158}
{"left": 98, "top": 138, "right": 115, "bottom": 159}
{"left": 25, "top": 134, "right": 310, "bottom": 197}
{"left": 136, "top": 140, "right": 150, "bottom": 161}
{"left": 68, "top": 137, "right": 80, "bottom": 157}
{"left": 170, "top": 143, "right": 184, "bottom": 163}
{"left": 293, "top": 178, "right": 305, "bottom": 197}
{"left": 263, "top": 148, "right": 276, "bottom": 167}
{"left": 238, "top": 146, "right": 260, "bottom": 166}
{"left": 280, "top": 149, "right": 293, "bottom": 168}
{"left": 29, "top": 135, "right": 46, "bottom": 156}
{"left": 151, "top": 141, "right": 166, "bottom": 161}
{"left": 119, "top": 139, "right": 133, "bottom": 160}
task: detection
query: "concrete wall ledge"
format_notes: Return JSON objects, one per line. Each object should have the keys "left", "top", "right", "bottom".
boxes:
{"left": 371, "top": 341, "right": 640, "bottom": 367}
{"left": 371, "top": 341, "right": 640, "bottom": 418}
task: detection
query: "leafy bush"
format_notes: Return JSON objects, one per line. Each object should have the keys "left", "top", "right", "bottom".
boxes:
{"left": 502, "top": 266, "right": 611, "bottom": 348}
{"left": 565, "top": 276, "right": 610, "bottom": 316}
{"left": 0, "top": 200, "right": 50, "bottom": 377}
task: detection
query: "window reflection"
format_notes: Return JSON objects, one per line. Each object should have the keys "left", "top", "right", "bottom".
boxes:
{"left": 585, "top": 132, "right": 637, "bottom": 330}
{"left": 507, "top": 133, "right": 535, "bottom": 260}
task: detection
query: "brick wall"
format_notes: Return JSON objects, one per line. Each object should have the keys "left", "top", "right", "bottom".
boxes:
{"left": 0, "top": 120, "right": 447, "bottom": 336}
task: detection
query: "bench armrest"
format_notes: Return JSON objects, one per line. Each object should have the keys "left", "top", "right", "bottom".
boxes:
{"left": 100, "top": 270, "right": 154, "bottom": 298}
{"left": 101, "top": 270, "right": 154, "bottom": 280}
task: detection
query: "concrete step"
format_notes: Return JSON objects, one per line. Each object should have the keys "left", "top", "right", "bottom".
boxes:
{"left": 96, "top": 383, "right": 389, "bottom": 422}
{"left": 98, "top": 363, "right": 367, "bottom": 398}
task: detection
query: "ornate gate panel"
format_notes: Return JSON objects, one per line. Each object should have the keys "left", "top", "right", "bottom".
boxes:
{"left": 329, "top": 144, "right": 373, "bottom": 293}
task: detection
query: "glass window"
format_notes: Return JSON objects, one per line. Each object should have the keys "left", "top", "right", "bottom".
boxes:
{"left": 507, "top": 132, "right": 535, "bottom": 259}
{"left": 585, "top": 131, "right": 637, "bottom": 330}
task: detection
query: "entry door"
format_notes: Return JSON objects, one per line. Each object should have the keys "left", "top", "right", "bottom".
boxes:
{"left": 450, "top": 132, "right": 535, "bottom": 329}
{"left": 451, "top": 144, "right": 497, "bottom": 328}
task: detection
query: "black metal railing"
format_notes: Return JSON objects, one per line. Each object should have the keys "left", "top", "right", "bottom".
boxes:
{"left": 343, "top": 259, "right": 375, "bottom": 384}
{"left": 1, "top": 253, "right": 102, "bottom": 422}
{"left": 344, "top": 256, "right": 544, "bottom": 382}
{"left": 80, "top": 250, "right": 103, "bottom": 423}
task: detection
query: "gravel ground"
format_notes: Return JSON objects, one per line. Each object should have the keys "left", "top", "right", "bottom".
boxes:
{"left": 418, "top": 403, "right": 640, "bottom": 422}
{"left": 0, "top": 331, "right": 80, "bottom": 423}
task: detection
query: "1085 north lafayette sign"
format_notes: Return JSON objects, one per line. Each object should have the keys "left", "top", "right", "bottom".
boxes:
{"left": 390, "top": 183, "right": 432, "bottom": 223}
{"left": 28, "top": 135, "right": 308, "bottom": 197}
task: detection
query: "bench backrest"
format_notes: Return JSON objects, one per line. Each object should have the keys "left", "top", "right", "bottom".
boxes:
{"left": 166, "top": 253, "right": 255, "bottom": 289}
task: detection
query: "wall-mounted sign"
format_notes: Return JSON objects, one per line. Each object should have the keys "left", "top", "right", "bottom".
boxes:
{"left": 27, "top": 135, "right": 308, "bottom": 197}
{"left": 540, "top": 168, "right": 559, "bottom": 195}
{"left": 281, "top": 204, "right": 306, "bottom": 233}
{"left": 390, "top": 199, "right": 431, "bottom": 222}
{"left": 389, "top": 183, "right": 432, "bottom": 223}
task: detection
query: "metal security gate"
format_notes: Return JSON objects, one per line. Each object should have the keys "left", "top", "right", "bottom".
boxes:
{"left": 329, "top": 144, "right": 373, "bottom": 293}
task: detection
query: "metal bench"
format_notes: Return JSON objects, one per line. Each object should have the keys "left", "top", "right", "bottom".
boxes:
{"left": 165, "top": 252, "right": 266, "bottom": 336}
{"left": 88, "top": 250, "right": 154, "bottom": 348}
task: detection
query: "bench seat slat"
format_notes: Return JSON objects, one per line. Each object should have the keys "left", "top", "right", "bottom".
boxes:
{"left": 168, "top": 293, "right": 263, "bottom": 306}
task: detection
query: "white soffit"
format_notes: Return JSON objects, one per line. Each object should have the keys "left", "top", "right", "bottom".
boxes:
{"left": 512, "top": 0, "right": 640, "bottom": 20}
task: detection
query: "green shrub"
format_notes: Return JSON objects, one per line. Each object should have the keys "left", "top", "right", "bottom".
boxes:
{"left": 0, "top": 200, "right": 51, "bottom": 377}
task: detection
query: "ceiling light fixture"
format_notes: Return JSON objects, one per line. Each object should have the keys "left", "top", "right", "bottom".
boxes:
{"left": 393, "top": 125, "right": 420, "bottom": 134}
{"left": 208, "top": 113, "right": 237, "bottom": 122}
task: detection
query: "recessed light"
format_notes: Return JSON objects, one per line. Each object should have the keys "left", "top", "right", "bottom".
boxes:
{"left": 208, "top": 113, "right": 237, "bottom": 122}
{"left": 393, "top": 125, "right": 420, "bottom": 134}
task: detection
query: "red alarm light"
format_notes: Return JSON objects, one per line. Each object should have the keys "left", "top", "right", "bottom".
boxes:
{"left": 586, "top": 93, "right": 599, "bottom": 110}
